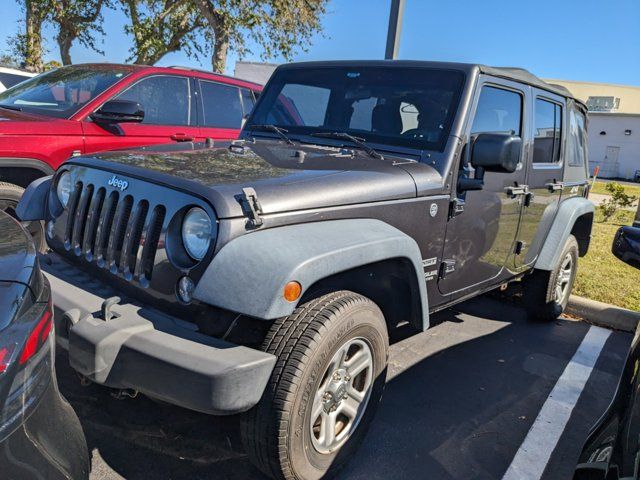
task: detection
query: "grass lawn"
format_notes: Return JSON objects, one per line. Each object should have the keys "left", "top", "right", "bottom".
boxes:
{"left": 574, "top": 208, "right": 640, "bottom": 311}
{"left": 590, "top": 179, "right": 640, "bottom": 198}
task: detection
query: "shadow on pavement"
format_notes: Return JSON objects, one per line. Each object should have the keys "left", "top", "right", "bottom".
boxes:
{"left": 56, "top": 295, "right": 630, "bottom": 480}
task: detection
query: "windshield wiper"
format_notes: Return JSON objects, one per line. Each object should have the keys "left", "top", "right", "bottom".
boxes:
{"left": 0, "top": 104, "right": 22, "bottom": 112}
{"left": 246, "top": 124, "right": 294, "bottom": 145}
{"left": 310, "top": 131, "right": 384, "bottom": 160}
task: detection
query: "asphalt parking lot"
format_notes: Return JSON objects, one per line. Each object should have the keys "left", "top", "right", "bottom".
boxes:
{"left": 55, "top": 294, "right": 631, "bottom": 480}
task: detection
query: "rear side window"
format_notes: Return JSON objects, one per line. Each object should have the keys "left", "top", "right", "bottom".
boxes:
{"left": 471, "top": 86, "right": 522, "bottom": 136}
{"left": 567, "top": 107, "right": 587, "bottom": 167}
{"left": 533, "top": 98, "right": 563, "bottom": 163}
{"left": 199, "top": 81, "right": 244, "bottom": 128}
{"left": 240, "top": 88, "right": 256, "bottom": 115}
{"left": 116, "top": 75, "right": 190, "bottom": 126}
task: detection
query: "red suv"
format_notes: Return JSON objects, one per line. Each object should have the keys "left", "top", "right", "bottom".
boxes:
{"left": 0, "top": 63, "right": 261, "bottom": 248}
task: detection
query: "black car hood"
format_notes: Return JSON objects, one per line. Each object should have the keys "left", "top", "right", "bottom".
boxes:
{"left": 73, "top": 142, "right": 432, "bottom": 219}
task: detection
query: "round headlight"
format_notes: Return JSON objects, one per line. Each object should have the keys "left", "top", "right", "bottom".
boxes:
{"left": 182, "top": 207, "right": 213, "bottom": 261}
{"left": 56, "top": 171, "right": 72, "bottom": 207}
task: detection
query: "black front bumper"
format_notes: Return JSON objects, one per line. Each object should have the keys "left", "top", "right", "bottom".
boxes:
{"left": 43, "top": 254, "right": 276, "bottom": 415}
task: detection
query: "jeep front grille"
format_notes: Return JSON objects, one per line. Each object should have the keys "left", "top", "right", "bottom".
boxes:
{"left": 63, "top": 181, "right": 166, "bottom": 284}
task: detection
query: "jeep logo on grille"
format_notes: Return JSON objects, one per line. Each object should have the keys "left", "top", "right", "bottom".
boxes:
{"left": 108, "top": 175, "right": 129, "bottom": 191}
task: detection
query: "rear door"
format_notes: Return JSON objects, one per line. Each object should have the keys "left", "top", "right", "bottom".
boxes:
{"left": 197, "top": 80, "right": 255, "bottom": 140}
{"left": 512, "top": 90, "right": 565, "bottom": 270}
{"left": 438, "top": 78, "right": 527, "bottom": 296}
{"left": 82, "top": 74, "right": 199, "bottom": 153}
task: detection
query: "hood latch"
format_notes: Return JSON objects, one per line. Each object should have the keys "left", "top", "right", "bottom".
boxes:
{"left": 239, "top": 187, "right": 264, "bottom": 228}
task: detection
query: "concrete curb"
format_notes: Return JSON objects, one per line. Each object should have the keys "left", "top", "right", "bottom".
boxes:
{"left": 566, "top": 295, "right": 640, "bottom": 333}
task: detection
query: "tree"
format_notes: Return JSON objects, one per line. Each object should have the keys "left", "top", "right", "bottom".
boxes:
{"left": 0, "top": 54, "right": 21, "bottom": 69}
{"left": 121, "top": 0, "right": 205, "bottom": 65}
{"left": 11, "top": 0, "right": 50, "bottom": 72}
{"left": 194, "top": 0, "right": 328, "bottom": 73}
{"left": 50, "top": 0, "right": 109, "bottom": 65}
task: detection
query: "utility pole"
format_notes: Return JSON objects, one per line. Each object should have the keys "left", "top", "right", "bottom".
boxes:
{"left": 385, "top": 0, "right": 406, "bottom": 60}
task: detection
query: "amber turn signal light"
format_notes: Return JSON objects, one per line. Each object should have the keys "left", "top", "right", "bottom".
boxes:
{"left": 283, "top": 281, "right": 302, "bottom": 302}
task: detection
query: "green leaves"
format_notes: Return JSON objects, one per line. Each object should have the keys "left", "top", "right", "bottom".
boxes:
{"left": 4, "top": 0, "right": 328, "bottom": 73}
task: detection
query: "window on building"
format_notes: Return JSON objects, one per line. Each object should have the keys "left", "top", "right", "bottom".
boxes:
{"left": 533, "top": 98, "right": 562, "bottom": 164}
{"left": 586, "top": 96, "right": 620, "bottom": 112}
{"left": 116, "top": 75, "right": 190, "bottom": 126}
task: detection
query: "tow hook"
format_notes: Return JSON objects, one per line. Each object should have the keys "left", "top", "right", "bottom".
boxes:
{"left": 101, "top": 296, "right": 121, "bottom": 321}
{"left": 110, "top": 388, "right": 138, "bottom": 400}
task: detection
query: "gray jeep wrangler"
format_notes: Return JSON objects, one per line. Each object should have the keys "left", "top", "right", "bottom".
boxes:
{"left": 18, "top": 60, "right": 594, "bottom": 480}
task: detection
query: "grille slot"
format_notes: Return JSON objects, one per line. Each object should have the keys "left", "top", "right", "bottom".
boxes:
{"left": 61, "top": 183, "right": 165, "bottom": 284}
{"left": 64, "top": 181, "right": 83, "bottom": 249}
{"left": 140, "top": 205, "right": 166, "bottom": 282}
{"left": 106, "top": 195, "right": 133, "bottom": 273}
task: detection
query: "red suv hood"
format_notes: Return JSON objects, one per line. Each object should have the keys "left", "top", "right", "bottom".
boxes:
{"left": 0, "top": 107, "right": 81, "bottom": 135}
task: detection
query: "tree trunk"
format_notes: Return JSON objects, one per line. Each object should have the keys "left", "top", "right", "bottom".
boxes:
{"left": 57, "top": 30, "right": 74, "bottom": 65}
{"left": 211, "top": 27, "right": 229, "bottom": 74}
{"left": 24, "top": 0, "right": 43, "bottom": 72}
{"left": 634, "top": 201, "right": 640, "bottom": 228}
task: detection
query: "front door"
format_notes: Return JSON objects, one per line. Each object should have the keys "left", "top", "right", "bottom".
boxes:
{"left": 512, "top": 90, "right": 565, "bottom": 269}
{"left": 82, "top": 74, "right": 200, "bottom": 154}
{"left": 438, "top": 79, "right": 527, "bottom": 296}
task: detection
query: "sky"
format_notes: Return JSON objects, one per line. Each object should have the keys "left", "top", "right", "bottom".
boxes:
{"left": 1, "top": 0, "right": 639, "bottom": 86}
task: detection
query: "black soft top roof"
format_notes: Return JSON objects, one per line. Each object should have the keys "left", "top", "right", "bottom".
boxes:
{"left": 277, "top": 60, "right": 585, "bottom": 108}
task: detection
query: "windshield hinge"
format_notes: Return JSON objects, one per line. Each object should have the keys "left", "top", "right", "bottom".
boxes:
{"left": 239, "top": 187, "right": 263, "bottom": 228}
{"left": 449, "top": 198, "right": 465, "bottom": 219}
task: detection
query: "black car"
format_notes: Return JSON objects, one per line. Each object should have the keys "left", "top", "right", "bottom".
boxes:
{"left": 574, "top": 225, "right": 640, "bottom": 480}
{"left": 0, "top": 210, "right": 89, "bottom": 479}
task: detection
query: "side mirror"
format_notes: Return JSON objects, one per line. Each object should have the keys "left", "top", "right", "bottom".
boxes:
{"left": 91, "top": 100, "right": 144, "bottom": 125}
{"left": 459, "top": 134, "right": 522, "bottom": 192}
{"left": 612, "top": 226, "right": 640, "bottom": 269}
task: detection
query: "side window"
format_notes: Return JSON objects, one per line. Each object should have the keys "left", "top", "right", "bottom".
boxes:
{"left": 199, "top": 81, "right": 244, "bottom": 128}
{"left": 116, "top": 76, "right": 190, "bottom": 126}
{"left": 533, "top": 98, "right": 563, "bottom": 164}
{"left": 240, "top": 88, "right": 256, "bottom": 116}
{"left": 471, "top": 86, "right": 522, "bottom": 136}
{"left": 567, "top": 107, "right": 587, "bottom": 167}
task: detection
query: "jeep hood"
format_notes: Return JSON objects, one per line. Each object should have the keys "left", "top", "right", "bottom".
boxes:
{"left": 74, "top": 142, "right": 431, "bottom": 218}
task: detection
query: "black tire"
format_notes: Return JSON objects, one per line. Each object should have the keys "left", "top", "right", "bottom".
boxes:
{"left": 522, "top": 234, "right": 579, "bottom": 322}
{"left": 241, "top": 291, "right": 389, "bottom": 480}
{"left": 0, "top": 182, "right": 46, "bottom": 252}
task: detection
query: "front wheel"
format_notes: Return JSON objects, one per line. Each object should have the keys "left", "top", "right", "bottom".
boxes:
{"left": 522, "top": 234, "right": 579, "bottom": 321}
{"left": 241, "top": 291, "right": 388, "bottom": 480}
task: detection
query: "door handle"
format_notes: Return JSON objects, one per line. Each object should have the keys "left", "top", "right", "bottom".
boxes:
{"left": 546, "top": 182, "right": 563, "bottom": 192}
{"left": 505, "top": 185, "right": 528, "bottom": 198}
{"left": 171, "top": 133, "right": 194, "bottom": 142}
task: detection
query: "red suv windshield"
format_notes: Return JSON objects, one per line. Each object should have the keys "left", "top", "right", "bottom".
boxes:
{"left": 0, "top": 65, "right": 131, "bottom": 119}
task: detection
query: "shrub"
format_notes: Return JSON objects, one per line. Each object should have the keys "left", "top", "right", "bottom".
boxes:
{"left": 600, "top": 182, "right": 639, "bottom": 222}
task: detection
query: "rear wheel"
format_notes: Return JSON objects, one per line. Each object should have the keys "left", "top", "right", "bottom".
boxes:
{"left": 0, "top": 182, "right": 46, "bottom": 252}
{"left": 241, "top": 291, "right": 388, "bottom": 480}
{"left": 522, "top": 234, "right": 579, "bottom": 321}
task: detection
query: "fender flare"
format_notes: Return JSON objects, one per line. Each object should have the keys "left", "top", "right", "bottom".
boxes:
{"left": 0, "top": 157, "right": 54, "bottom": 175}
{"left": 193, "top": 219, "right": 429, "bottom": 328}
{"left": 534, "top": 196, "right": 595, "bottom": 271}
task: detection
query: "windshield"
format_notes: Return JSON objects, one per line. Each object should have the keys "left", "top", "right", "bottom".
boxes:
{"left": 247, "top": 66, "right": 465, "bottom": 152}
{"left": 0, "top": 65, "right": 131, "bottom": 119}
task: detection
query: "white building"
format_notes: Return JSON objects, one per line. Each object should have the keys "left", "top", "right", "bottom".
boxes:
{"left": 234, "top": 61, "right": 278, "bottom": 85}
{"left": 546, "top": 79, "right": 640, "bottom": 181}
{"left": 0, "top": 66, "right": 36, "bottom": 92}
